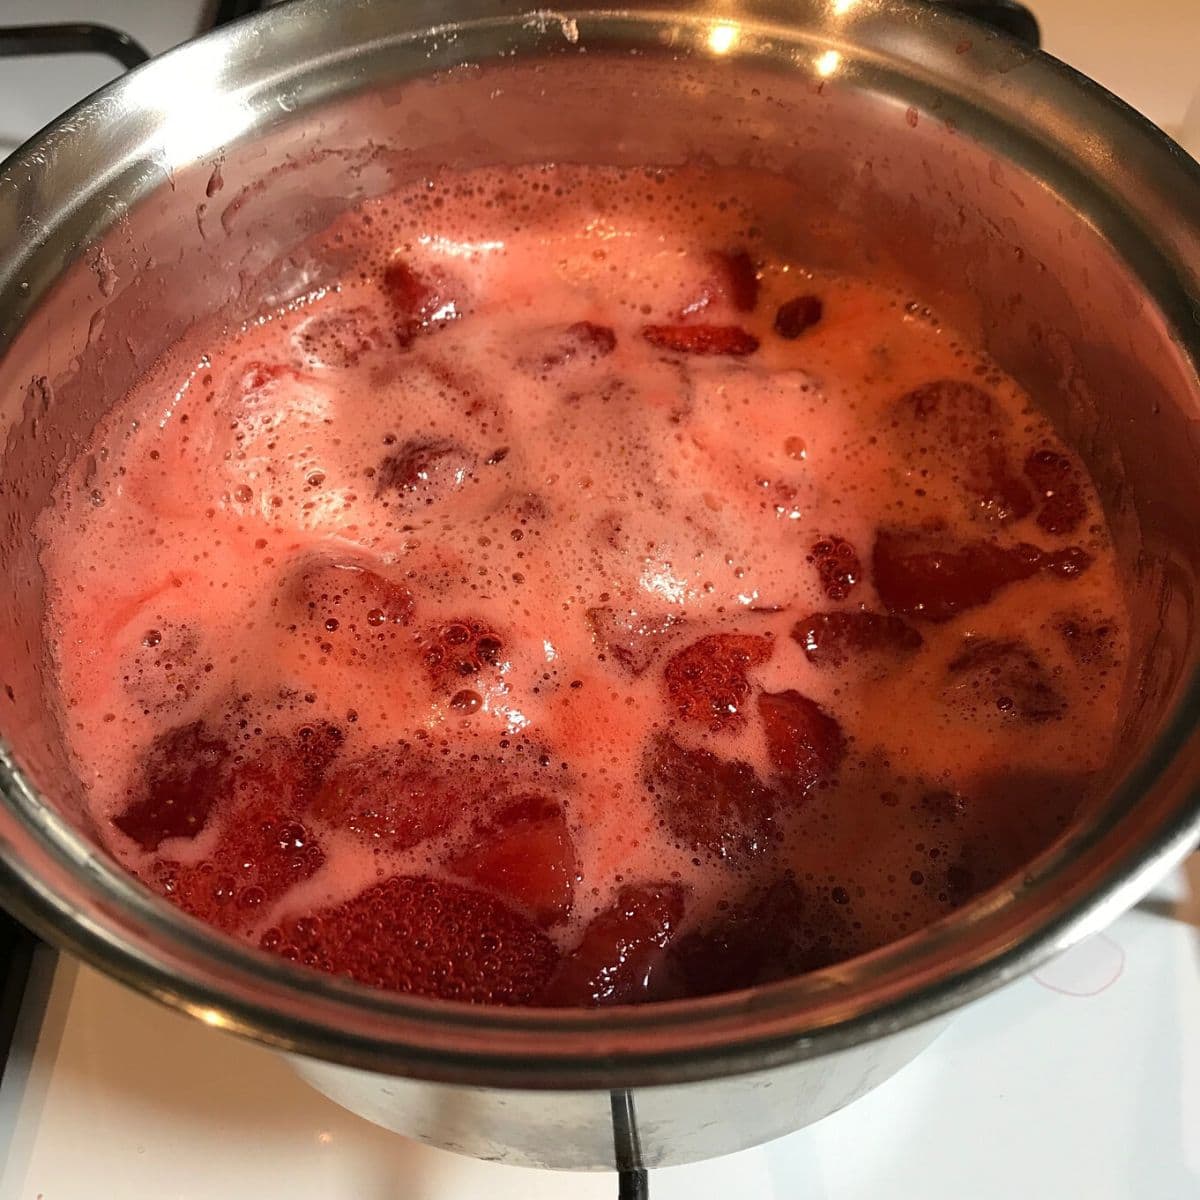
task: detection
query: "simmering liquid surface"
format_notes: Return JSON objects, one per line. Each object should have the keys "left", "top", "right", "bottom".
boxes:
{"left": 39, "top": 167, "right": 1129, "bottom": 1005}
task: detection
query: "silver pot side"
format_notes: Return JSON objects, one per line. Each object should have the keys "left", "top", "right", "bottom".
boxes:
{"left": 0, "top": 0, "right": 1198, "bottom": 1171}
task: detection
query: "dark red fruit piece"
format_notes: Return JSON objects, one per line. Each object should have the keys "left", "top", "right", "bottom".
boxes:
{"left": 1056, "top": 614, "right": 1119, "bottom": 668}
{"left": 808, "top": 535, "right": 861, "bottom": 601}
{"left": 376, "top": 436, "right": 476, "bottom": 499}
{"left": 288, "top": 556, "right": 414, "bottom": 651}
{"left": 969, "top": 444, "right": 1035, "bottom": 523}
{"left": 1025, "top": 448, "right": 1087, "bottom": 534}
{"left": 644, "top": 733, "right": 777, "bottom": 863}
{"left": 672, "top": 878, "right": 855, "bottom": 996}
{"left": 539, "top": 882, "right": 686, "bottom": 1006}
{"left": 311, "top": 746, "right": 462, "bottom": 850}
{"left": 540, "top": 322, "right": 618, "bottom": 368}
{"left": 380, "top": 258, "right": 461, "bottom": 346}
{"left": 757, "top": 690, "right": 846, "bottom": 792}
{"left": 147, "top": 722, "right": 341, "bottom": 927}
{"left": 297, "top": 307, "right": 385, "bottom": 369}
{"left": 641, "top": 324, "right": 760, "bottom": 356}
{"left": 895, "top": 378, "right": 997, "bottom": 442}
{"left": 773, "top": 295, "right": 823, "bottom": 339}
{"left": 586, "top": 606, "right": 683, "bottom": 676}
{"left": 679, "top": 250, "right": 759, "bottom": 317}
{"left": 792, "top": 610, "right": 923, "bottom": 669}
{"left": 662, "top": 633, "right": 773, "bottom": 731}
{"left": 418, "top": 619, "right": 505, "bottom": 693}
{"left": 261, "top": 875, "right": 560, "bottom": 1003}
{"left": 872, "top": 528, "right": 1092, "bottom": 622}
{"left": 945, "top": 637, "right": 1065, "bottom": 723}
{"left": 447, "top": 795, "right": 577, "bottom": 926}
{"left": 114, "top": 720, "right": 230, "bottom": 850}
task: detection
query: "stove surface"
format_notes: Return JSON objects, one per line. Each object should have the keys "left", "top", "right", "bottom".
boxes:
{"left": 0, "top": 2, "right": 1198, "bottom": 1196}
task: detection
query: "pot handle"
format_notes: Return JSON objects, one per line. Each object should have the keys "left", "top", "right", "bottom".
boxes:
{"left": 0, "top": 23, "right": 150, "bottom": 70}
{"left": 934, "top": 0, "right": 1042, "bottom": 47}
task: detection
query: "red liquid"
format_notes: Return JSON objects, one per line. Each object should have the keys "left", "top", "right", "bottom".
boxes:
{"left": 39, "top": 167, "right": 1129, "bottom": 1006}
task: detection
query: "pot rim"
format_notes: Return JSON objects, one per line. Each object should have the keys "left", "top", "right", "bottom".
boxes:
{"left": 1, "top": 0, "right": 1199, "bottom": 1090}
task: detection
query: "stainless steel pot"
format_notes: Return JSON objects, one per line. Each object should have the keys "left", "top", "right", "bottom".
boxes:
{"left": 1, "top": 0, "right": 1199, "bottom": 1173}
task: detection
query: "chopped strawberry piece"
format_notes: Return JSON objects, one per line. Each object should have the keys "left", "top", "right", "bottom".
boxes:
{"left": 296, "top": 306, "right": 386, "bottom": 369}
{"left": 873, "top": 528, "right": 1091, "bottom": 621}
{"left": 147, "top": 722, "right": 341, "bottom": 927}
{"left": 1025, "top": 448, "right": 1087, "bottom": 534}
{"left": 895, "top": 378, "right": 996, "bottom": 443}
{"left": 586, "top": 606, "right": 683, "bottom": 676}
{"left": 539, "top": 322, "right": 618, "bottom": 368}
{"left": 262, "top": 875, "right": 560, "bottom": 1003}
{"left": 757, "top": 690, "right": 846, "bottom": 792}
{"left": 418, "top": 619, "right": 505, "bottom": 693}
{"left": 969, "top": 444, "right": 1034, "bottom": 523}
{"left": 672, "top": 878, "right": 855, "bottom": 995}
{"left": 773, "top": 295, "right": 824, "bottom": 339}
{"left": 808, "top": 535, "right": 861, "bottom": 601}
{"left": 539, "top": 882, "right": 686, "bottom": 1006}
{"left": 1056, "top": 614, "right": 1119, "bottom": 668}
{"left": 792, "top": 610, "right": 923, "bottom": 669}
{"left": 662, "top": 633, "right": 773, "bottom": 731}
{"left": 679, "top": 250, "right": 759, "bottom": 317}
{"left": 311, "top": 745, "right": 463, "bottom": 850}
{"left": 945, "top": 637, "right": 1065, "bottom": 723}
{"left": 447, "top": 795, "right": 577, "bottom": 926}
{"left": 381, "top": 257, "right": 462, "bottom": 346}
{"left": 286, "top": 556, "right": 414, "bottom": 656}
{"left": 376, "top": 436, "right": 476, "bottom": 499}
{"left": 895, "top": 379, "right": 1033, "bottom": 522}
{"left": 644, "top": 733, "right": 778, "bottom": 863}
{"left": 114, "top": 720, "right": 231, "bottom": 850}
{"left": 641, "top": 324, "right": 760, "bottom": 356}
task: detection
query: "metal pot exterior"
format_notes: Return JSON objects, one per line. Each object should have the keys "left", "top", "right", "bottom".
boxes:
{"left": 0, "top": 0, "right": 1198, "bottom": 1171}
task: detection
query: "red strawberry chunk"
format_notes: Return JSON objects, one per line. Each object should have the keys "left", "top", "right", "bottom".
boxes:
{"left": 114, "top": 720, "right": 231, "bottom": 850}
{"left": 376, "top": 436, "right": 476, "bottom": 500}
{"left": 644, "top": 733, "right": 778, "bottom": 863}
{"left": 641, "top": 324, "right": 760, "bottom": 356}
{"left": 872, "top": 528, "right": 1092, "bottom": 622}
{"left": 662, "top": 633, "right": 773, "bottom": 731}
{"left": 286, "top": 556, "right": 415, "bottom": 656}
{"left": 895, "top": 379, "right": 1033, "bottom": 523}
{"left": 296, "top": 307, "right": 386, "bottom": 369}
{"left": 1056, "top": 614, "right": 1119, "bottom": 669}
{"left": 679, "top": 250, "right": 759, "bottom": 317}
{"left": 381, "top": 258, "right": 462, "bottom": 346}
{"left": 808, "top": 535, "right": 861, "bottom": 601}
{"left": 447, "top": 795, "right": 577, "bottom": 926}
{"left": 539, "top": 322, "right": 618, "bottom": 368}
{"left": 792, "top": 610, "right": 923, "bottom": 670}
{"left": 945, "top": 637, "right": 1065, "bottom": 723}
{"left": 757, "top": 690, "right": 846, "bottom": 792}
{"left": 773, "top": 295, "right": 824, "bottom": 339}
{"left": 539, "top": 882, "right": 686, "bottom": 1006}
{"left": 147, "top": 722, "right": 341, "bottom": 928}
{"left": 1025, "top": 448, "right": 1087, "bottom": 534}
{"left": 311, "top": 745, "right": 462, "bottom": 850}
{"left": 418, "top": 619, "right": 506, "bottom": 694}
{"left": 261, "top": 875, "right": 560, "bottom": 1003}
{"left": 672, "top": 878, "right": 855, "bottom": 996}
{"left": 586, "top": 606, "right": 683, "bottom": 676}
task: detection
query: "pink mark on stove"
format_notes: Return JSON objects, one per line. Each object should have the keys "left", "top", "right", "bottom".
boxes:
{"left": 1033, "top": 933, "right": 1125, "bottom": 997}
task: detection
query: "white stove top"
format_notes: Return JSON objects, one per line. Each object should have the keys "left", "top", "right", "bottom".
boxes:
{"left": 1, "top": 2, "right": 1198, "bottom": 1197}
{"left": 2, "top": 858, "right": 1197, "bottom": 1199}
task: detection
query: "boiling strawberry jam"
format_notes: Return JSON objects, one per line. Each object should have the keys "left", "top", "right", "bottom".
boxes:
{"left": 39, "top": 167, "right": 1129, "bottom": 1006}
